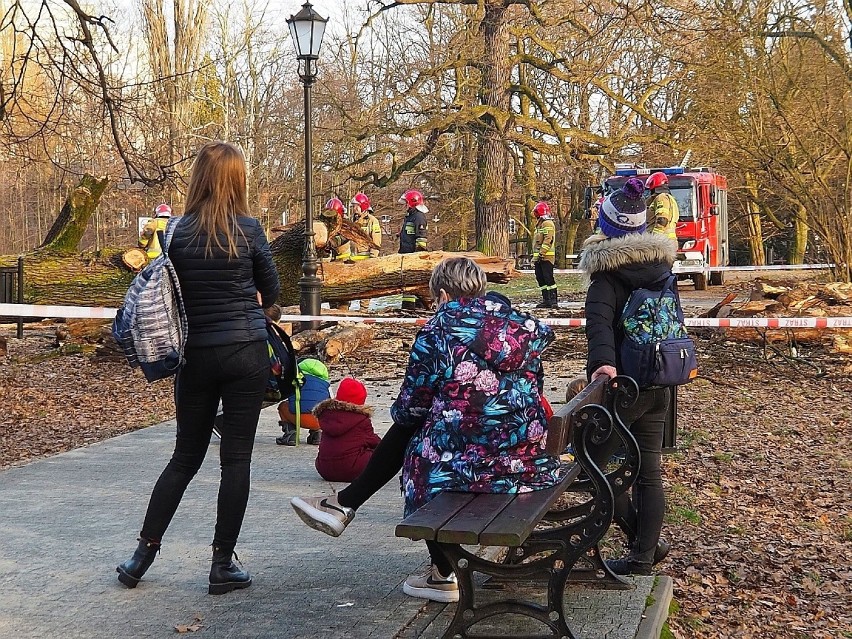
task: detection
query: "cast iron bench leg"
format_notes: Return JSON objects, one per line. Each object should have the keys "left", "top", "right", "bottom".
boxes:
{"left": 438, "top": 543, "right": 577, "bottom": 639}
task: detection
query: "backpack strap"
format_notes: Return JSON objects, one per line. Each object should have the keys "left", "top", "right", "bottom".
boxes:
{"left": 157, "top": 217, "right": 181, "bottom": 258}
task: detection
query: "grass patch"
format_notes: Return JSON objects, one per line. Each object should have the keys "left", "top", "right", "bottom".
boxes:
{"left": 677, "top": 426, "right": 710, "bottom": 450}
{"left": 666, "top": 483, "right": 702, "bottom": 526}
{"left": 487, "top": 273, "right": 584, "bottom": 302}
{"left": 713, "top": 451, "right": 734, "bottom": 463}
{"left": 842, "top": 517, "right": 852, "bottom": 542}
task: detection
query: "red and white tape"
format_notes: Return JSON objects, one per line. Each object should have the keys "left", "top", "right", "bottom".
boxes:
{"left": 519, "top": 263, "right": 835, "bottom": 276}
{"left": 3, "top": 304, "right": 851, "bottom": 330}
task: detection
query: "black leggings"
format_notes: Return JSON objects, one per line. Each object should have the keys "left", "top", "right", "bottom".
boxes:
{"left": 337, "top": 423, "right": 452, "bottom": 576}
{"left": 139, "top": 341, "right": 268, "bottom": 552}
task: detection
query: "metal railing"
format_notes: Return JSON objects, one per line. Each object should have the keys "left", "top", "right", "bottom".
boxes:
{"left": 0, "top": 257, "right": 24, "bottom": 338}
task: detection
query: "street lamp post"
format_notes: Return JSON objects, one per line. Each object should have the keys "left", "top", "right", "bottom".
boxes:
{"left": 287, "top": 1, "right": 327, "bottom": 328}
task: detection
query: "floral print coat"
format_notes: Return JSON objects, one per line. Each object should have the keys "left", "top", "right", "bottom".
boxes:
{"left": 393, "top": 295, "right": 563, "bottom": 517}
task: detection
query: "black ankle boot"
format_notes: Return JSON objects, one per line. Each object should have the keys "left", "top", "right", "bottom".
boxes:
{"left": 549, "top": 289, "right": 559, "bottom": 308}
{"left": 275, "top": 421, "right": 297, "bottom": 446}
{"left": 307, "top": 430, "right": 321, "bottom": 445}
{"left": 209, "top": 546, "right": 252, "bottom": 595}
{"left": 117, "top": 537, "right": 160, "bottom": 588}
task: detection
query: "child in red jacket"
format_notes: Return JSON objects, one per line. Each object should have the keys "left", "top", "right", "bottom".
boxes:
{"left": 313, "top": 377, "right": 381, "bottom": 482}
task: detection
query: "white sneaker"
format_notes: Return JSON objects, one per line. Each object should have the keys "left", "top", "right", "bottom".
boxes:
{"left": 403, "top": 565, "right": 459, "bottom": 603}
{"left": 290, "top": 495, "right": 355, "bottom": 537}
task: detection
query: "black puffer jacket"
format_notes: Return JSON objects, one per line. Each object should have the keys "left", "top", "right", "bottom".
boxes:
{"left": 168, "top": 216, "right": 280, "bottom": 348}
{"left": 578, "top": 233, "right": 677, "bottom": 378}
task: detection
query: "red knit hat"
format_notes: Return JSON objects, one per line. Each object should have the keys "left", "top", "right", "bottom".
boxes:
{"left": 336, "top": 377, "right": 367, "bottom": 405}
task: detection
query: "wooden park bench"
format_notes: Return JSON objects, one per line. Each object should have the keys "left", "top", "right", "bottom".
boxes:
{"left": 395, "top": 375, "right": 642, "bottom": 639}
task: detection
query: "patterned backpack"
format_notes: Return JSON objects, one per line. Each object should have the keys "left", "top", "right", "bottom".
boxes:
{"left": 112, "top": 217, "right": 188, "bottom": 382}
{"left": 619, "top": 274, "right": 697, "bottom": 388}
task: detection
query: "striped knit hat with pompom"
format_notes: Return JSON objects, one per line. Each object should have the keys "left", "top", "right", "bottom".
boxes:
{"left": 598, "top": 177, "right": 647, "bottom": 238}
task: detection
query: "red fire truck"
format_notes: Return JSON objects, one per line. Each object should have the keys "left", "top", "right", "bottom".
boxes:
{"left": 597, "top": 165, "right": 730, "bottom": 289}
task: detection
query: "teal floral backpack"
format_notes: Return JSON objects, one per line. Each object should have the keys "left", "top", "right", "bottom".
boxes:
{"left": 619, "top": 274, "right": 697, "bottom": 388}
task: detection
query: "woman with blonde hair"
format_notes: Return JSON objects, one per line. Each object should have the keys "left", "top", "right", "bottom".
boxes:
{"left": 116, "top": 141, "right": 280, "bottom": 594}
{"left": 292, "top": 257, "right": 561, "bottom": 602}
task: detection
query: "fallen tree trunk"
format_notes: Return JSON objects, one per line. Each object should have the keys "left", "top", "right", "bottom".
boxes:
{"left": 2, "top": 192, "right": 515, "bottom": 308}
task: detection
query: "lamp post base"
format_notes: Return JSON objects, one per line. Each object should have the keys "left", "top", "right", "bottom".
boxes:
{"left": 299, "top": 274, "right": 322, "bottom": 330}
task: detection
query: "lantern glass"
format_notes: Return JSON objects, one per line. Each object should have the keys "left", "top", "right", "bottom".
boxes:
{"left": 287, "top": 2, "right": 327, "bottom": 59}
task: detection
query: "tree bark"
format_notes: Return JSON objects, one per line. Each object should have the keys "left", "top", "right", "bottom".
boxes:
{"left": 790, "top": 203, "right": 808, "bottom": 264}
{"left": 474, "top": 1, "right": 510, "bottom": 257}
{"left": 745, "top": 173, "right": 766, "bottom": 265}
{"left": 39, "top": 175, "right": 110, "bottom": 254}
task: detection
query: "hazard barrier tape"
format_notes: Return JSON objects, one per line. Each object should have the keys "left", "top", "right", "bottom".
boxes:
{"left": 4, "top": 303, "right": 850, "bottom": 330}
{"left": 519, "top": 263, "right": 835, "bottom": 275}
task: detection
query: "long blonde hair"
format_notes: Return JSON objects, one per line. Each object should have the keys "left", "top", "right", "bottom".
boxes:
{"left": 184, "top": 141, "right": 249, "bottom": 257}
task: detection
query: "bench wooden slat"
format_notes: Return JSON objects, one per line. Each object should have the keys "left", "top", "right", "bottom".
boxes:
{"left": 479, "top": 465, "right": 581, "bottom": 546}
{"left": 545, "top": 377, "right": 607, "bottom": 455}
{"left": 435, "top": 493, "right": 515, "bottom": 545}
{"left": 395, "top": 492, "right": 476, "bottom": 541}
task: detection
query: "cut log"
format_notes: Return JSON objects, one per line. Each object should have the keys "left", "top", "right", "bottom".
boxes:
{"left": 319, "top": 325, "right": 374, "bottom": 362}
{"left": 735, "top": 300, "right": 783, "bottom": 315}
{"left": 834, "top": 334, "right": 852, "bottom": 354}
{"left": 122, "top": 248, "right": 148, "bottom": 272}
{"left": 290, "top": 327, "right": 338, "bottom": 352}
{"left": 755, "top": 283, "right": 792, "bottom": 298}
{"left": 65, "top": 319, "right": 111, "bottom": 343}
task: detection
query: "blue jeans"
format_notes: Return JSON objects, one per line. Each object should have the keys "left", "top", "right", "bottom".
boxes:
{"left": 140, "top": 340, "right": 268, "bottom": 551}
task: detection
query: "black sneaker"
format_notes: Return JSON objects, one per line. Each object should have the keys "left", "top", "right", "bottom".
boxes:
{"left": 307, "top": 430, "right": 321, "bottom": 445}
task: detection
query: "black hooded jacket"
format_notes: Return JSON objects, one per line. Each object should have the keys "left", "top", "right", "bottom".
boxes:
{"left": 168, "top": 216, "right": 280, "bottom": 348}
{"left": 578, "top": 233, "right": 677, "bottom": 378}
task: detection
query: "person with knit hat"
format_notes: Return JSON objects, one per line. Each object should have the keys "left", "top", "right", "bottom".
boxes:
{"left": 577, "top": 176, "right": 677, "bottom": 576}
{"left": 313, "top": 377, "right": 382, "bottom": 483}
{"left": 276, "top": 358, "right": 331, "bottom": 446}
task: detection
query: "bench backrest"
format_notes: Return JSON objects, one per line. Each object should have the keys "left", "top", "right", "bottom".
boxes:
{"left": 545, "top": 377, "right": 608, "bottom": 456}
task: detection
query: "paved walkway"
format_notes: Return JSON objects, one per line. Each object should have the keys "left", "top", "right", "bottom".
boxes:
{"left": 0, "top": 378, "right": 670, "bottom": 638}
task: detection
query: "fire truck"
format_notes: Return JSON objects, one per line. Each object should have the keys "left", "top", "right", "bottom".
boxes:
{"left": 591, "top": 165, "right": 730, "bottom": 289}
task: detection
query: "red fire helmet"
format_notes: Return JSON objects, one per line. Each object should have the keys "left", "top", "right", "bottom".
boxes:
{"left": 398, "top": 189, "right": 428, "bottom": 213}
{"left": 154, "top": 203, "right": 172, "bottom": 217}
{"left": 351, "top": 192, "right": 372, "bottom": 212}
{"left": 533, "top": 201, "right": 551, "bottom": 218}
{"left": 324, "top": 197, "right": 345, "bottom": 216}
{"left": 645, "top": 172, "right": 668, "bottom": 191}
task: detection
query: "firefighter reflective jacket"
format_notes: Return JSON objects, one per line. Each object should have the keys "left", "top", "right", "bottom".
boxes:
{"left": 399, "top": 208, "right": 427, "bottom": 253}
{"left": 139, "top": 216, "right": 170, "bottom": 259}
{"left": 532, "top": 217, "right": 556, "bottom": 263}
{"left": 353, "top": 212, "right": 382, "bottom": 259}
{"left": 648, "top": 191, "right": 679, "bottom": 240}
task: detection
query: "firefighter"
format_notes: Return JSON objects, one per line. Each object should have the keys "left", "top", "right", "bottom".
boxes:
{"left": 532, "top": 201, "right": 558, "bottom": 308}
{"left": 138, "top": 203, "right": 173, "bottom": 259}
{"left": 320, "top": 197, "right": 351, "bottom": 262}
{"left": 397, "top": 189, "right": 428, "bottom": 310}
{"left": 350, "top": 193, "right": 382, "bottom": 259}
{"left": 350, "top": 192, "right": 382, "bottom": 312}
{"left": 645, "top": 172, "right": 679, "bottom": 240}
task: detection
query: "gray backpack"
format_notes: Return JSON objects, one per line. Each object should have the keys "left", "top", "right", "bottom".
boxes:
{"left": 112, "top": 217, "right": 187, "bottom": 382}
